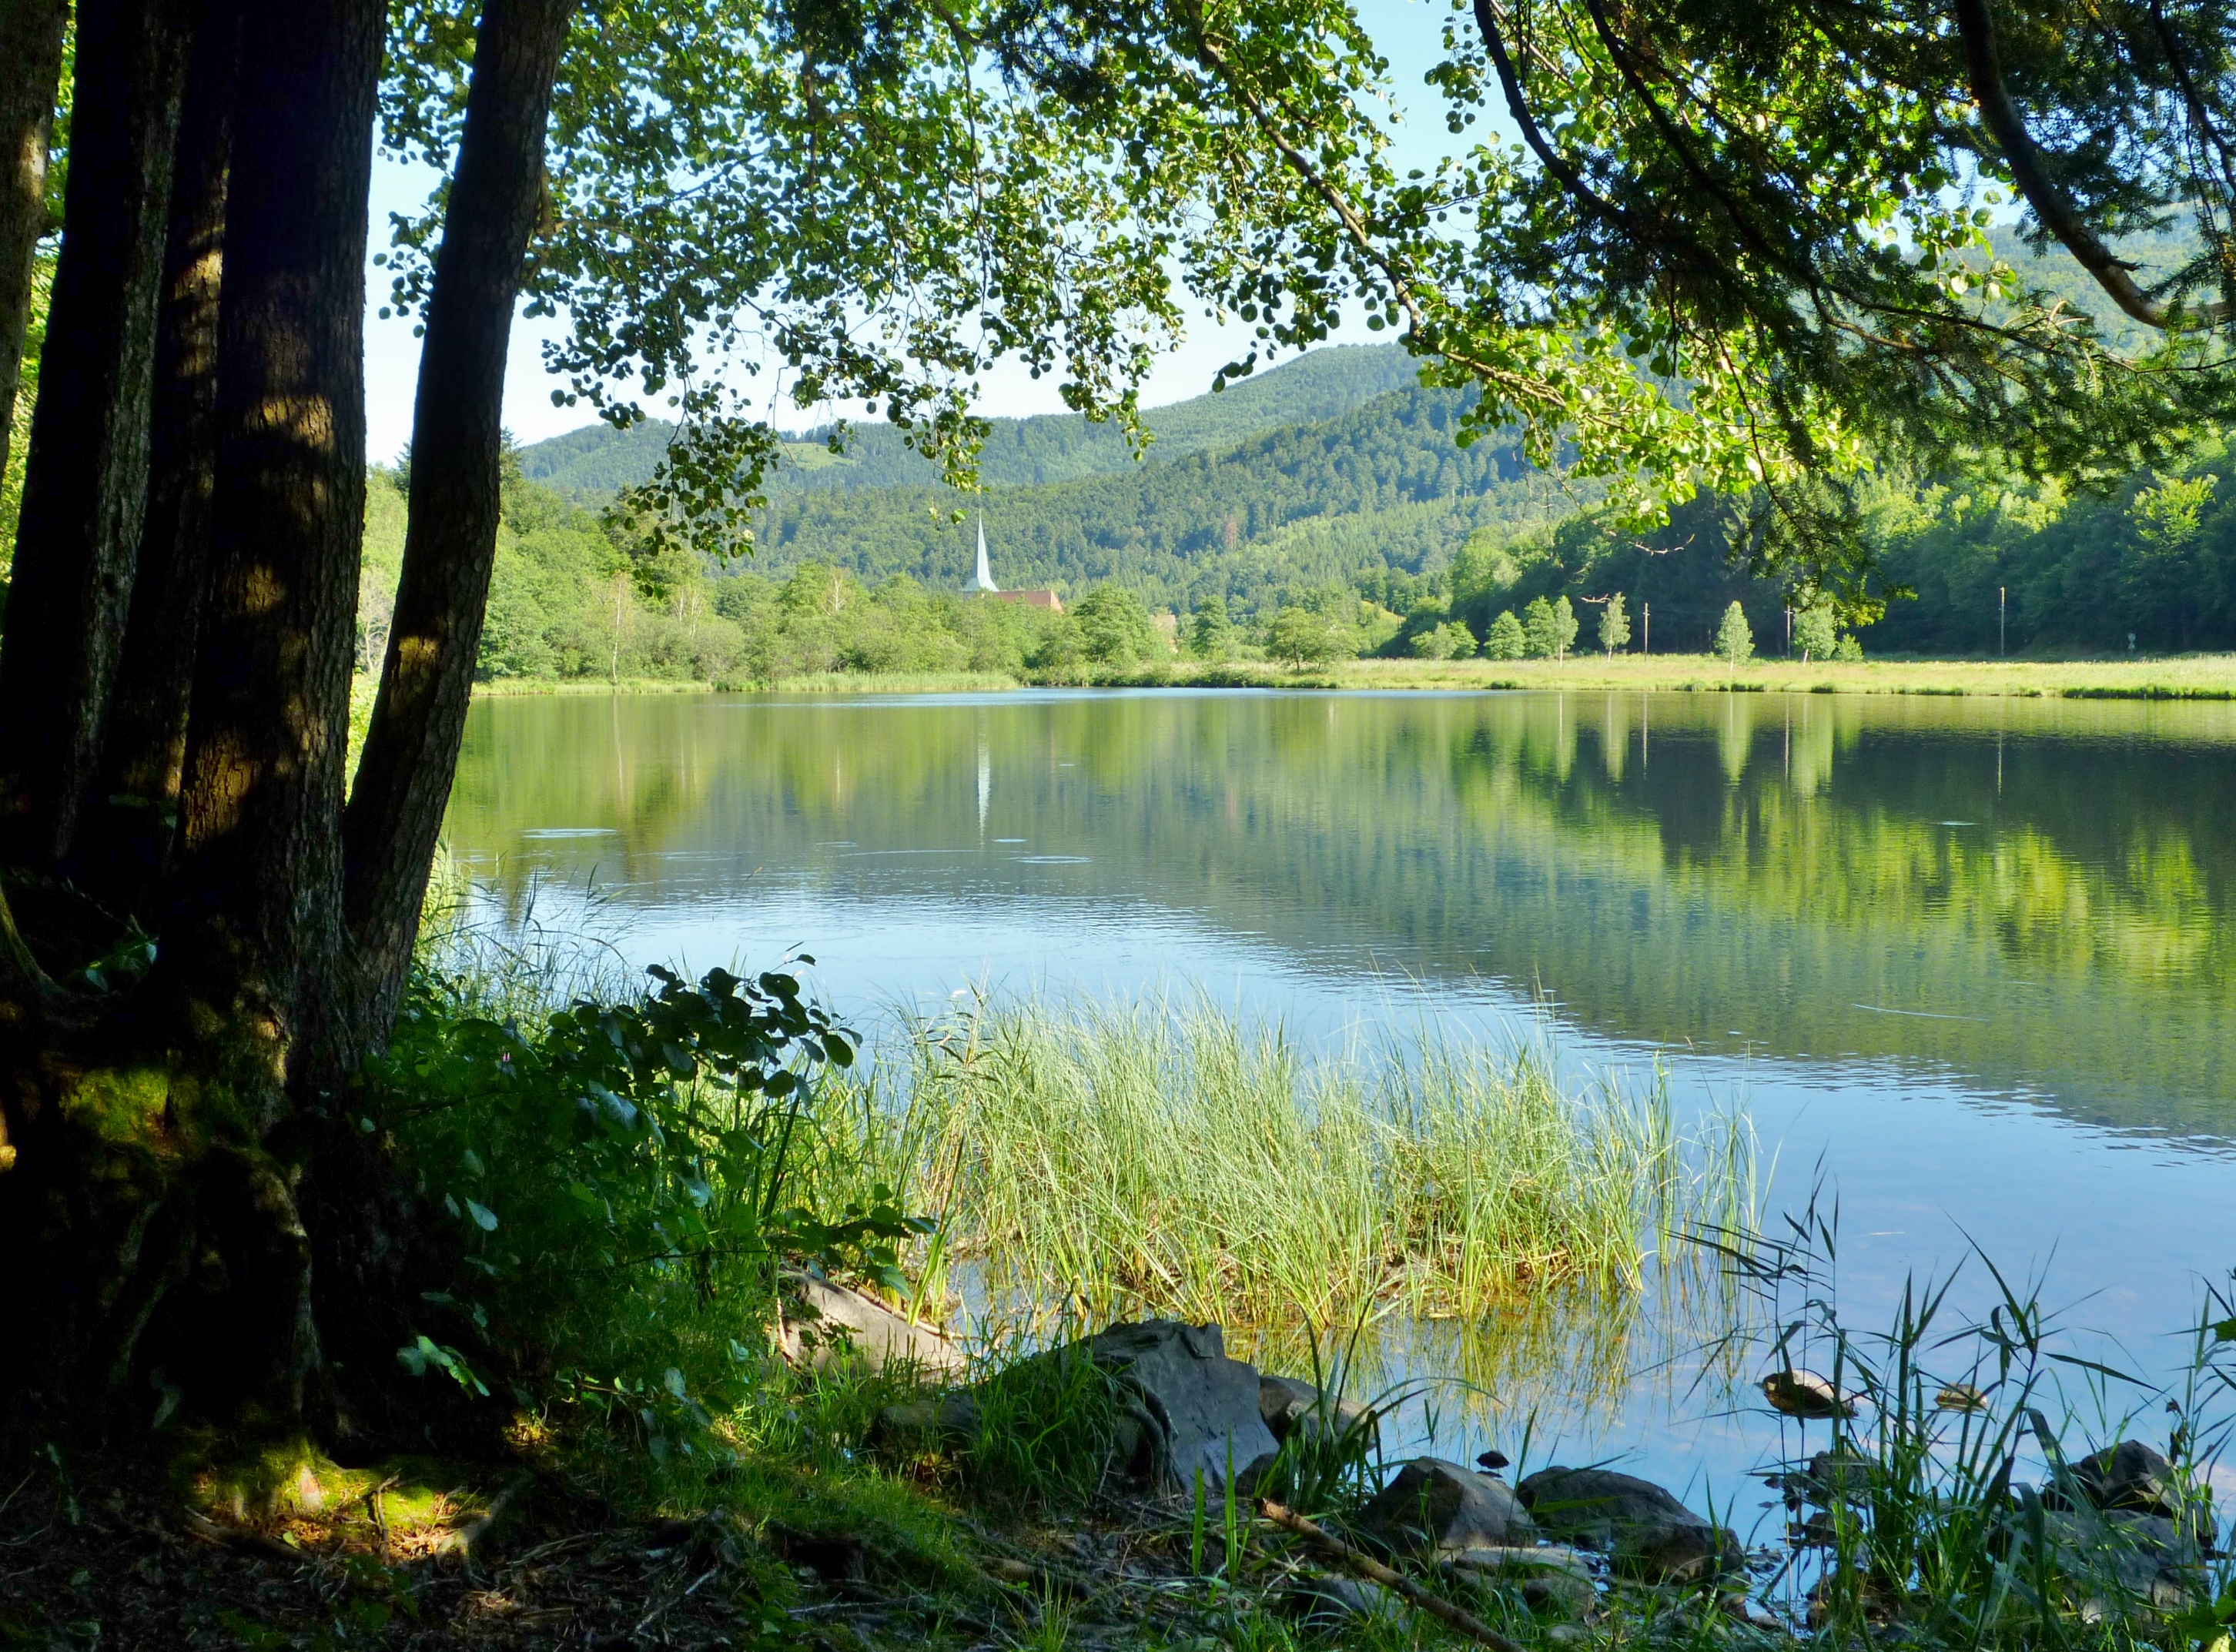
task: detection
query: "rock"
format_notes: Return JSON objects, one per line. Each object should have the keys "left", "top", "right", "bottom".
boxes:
{"left": 1761, "top": 1369, "right": 1860, "bottom": 1420}
{"left": 1518, "top": 1466, "right": 1742, "bottom": 1584}
{"left": 1796, "top": 1447, "right": 1872, "bottom": 1507}
{"left": 2003, "top": 1506, "right": 2209, "bottom": 1617}
{"left": 873, "top": 1390, "right": 983, "bottom": 1449}
{"left": 1284, "top": 1574, "right": 1405, "bottom": 1627}
{"left": 1477, "top": 1450, "right": 1511, "bottom": 1472}
{"left": 2067, "top": 1440, "right": 2214, "bottom": 1542}
{"left": 779, "top": 1269, "right": 966, "bottom": 1377}
{"left": 1359, "top": 1457, "right": 1539, "bottom": 1555}
{"left": 1444, "top": 1545, "right": 1598, "bottom": 1618}
{"left": 1086, "top": 1321, "right": 1279, "bottom": 1494}
{"left": 1257, "top": 1373, "right": 1372, "bottom": 1446}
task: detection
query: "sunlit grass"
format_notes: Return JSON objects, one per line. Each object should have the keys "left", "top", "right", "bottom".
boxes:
{"left": 805, "top": 994, "right": 1755, "bottom": 1334}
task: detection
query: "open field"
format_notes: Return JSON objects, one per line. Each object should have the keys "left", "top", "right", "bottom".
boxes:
{"left": 450, "top": 653, "right": 2236, "bottom": 701}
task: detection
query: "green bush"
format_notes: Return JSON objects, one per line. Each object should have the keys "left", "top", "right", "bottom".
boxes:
{"left": 373, "top": 962, "right": 926, "bottom": 1455}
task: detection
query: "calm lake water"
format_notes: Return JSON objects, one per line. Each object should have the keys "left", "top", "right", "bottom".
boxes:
{"left": 444, "top": 688, "right": 2236, "bottom": 1517}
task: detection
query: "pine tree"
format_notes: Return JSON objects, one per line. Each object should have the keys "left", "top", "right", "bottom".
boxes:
{"left": 1522, "top": 595, "right": 1558, "bottom": 658}
{"left": 1189, "top": 591, "right": 1235, "bottom": 660}
{"left": 1714, "top": 600, "right": 1755, "bottom": 670}
{"left": 1598, "top": 591, "right": 1631, "bottom": 657}
{"left": 1485, "top": 608, "right": 1527, "bottom": 659}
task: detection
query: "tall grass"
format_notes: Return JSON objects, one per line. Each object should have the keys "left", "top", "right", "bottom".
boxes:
{"left": 807, "top": 994, "right": 1753, "bottom": 1333}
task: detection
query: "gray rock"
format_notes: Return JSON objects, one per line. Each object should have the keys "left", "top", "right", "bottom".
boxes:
{"left": 1258, "top": 1373, "right": 1372, "bottom": 1446}
{"left": 779, "top": 1269, "right": 967, "bottom": 1376}
{"left": 873, "top": 1390, "right": 983, "bottom": 1448}
{"left": 1085, "top": 1320, "right": 1279, "bottom": 1494}
{"left": 1444, "top": 1546, "right": 1598, "bottom": 1618}
{"left": 1518, "top": 1466, "right": 1742, "bottom": 1584}
{"left": 2004, "top": 1505, "right": 2208, "bottom": 1617}
{"left": 1799, "top": 1448, "right": 1873, "bottom": 1507}
{"left": 1285, "top": 1574, "right": 1405, "bottom": 1627}
{"left": 2067, "top": 1440, "right": 2215, "bottom": 1543}
{"left": 1360, "top": 1456, "right": 1540, "bottom": 1555}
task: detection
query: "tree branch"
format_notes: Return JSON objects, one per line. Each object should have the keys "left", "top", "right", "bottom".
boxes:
{"left": 1951, "top": 0, "right": 2228, "bottom": 329}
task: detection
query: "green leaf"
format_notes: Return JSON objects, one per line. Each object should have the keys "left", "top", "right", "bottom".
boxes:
{"left": 466, "top": 1199, "right": 499, "bottom": 1232}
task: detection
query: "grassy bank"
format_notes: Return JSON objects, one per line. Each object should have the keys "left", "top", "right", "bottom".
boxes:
{"left": 450, "top": 652, "right": 2236, "bottom": 701}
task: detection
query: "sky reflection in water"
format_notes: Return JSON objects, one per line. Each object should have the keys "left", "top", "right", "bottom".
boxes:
{"left": 444, "top": 687, "right": 2236, "bottom": 1517}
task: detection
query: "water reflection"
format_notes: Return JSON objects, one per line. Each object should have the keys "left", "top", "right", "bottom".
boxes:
{"left": 447, "top": 688, "right": 2236, "bottom": 1142}
{"left": 442, "top": 687, "right": 2236, "bottom": 1518}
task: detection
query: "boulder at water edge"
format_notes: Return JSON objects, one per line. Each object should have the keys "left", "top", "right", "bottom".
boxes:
{"left": 2065, "top": 1440, "right": 2215, "bottom": 1543}
{"left": 1518, "top": 1466, "right": 1742, "bottom": 1584}
{"left": 1257, "top": 1373, "right": 1373, "bottom": 1445}
{"left": 779, "top": 1269, "right": 968, "bottom": 1376}
{"left": 1359, "top": 1457, "right": 1539, "bottom": 1555}
{"left": 1086, "top": 1320, "right": 1280, "bottom": 1494}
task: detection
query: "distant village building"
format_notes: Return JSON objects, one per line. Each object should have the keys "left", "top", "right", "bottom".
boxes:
{"left": 966, "top": 515, "right": 1063, "bottom": 613}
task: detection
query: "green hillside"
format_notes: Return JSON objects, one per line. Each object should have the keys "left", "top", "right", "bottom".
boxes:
{"left": 517, "top": 343, "right": 1425, "bottom": 497}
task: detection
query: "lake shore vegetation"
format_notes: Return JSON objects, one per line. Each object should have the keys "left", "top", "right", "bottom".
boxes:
{"left": 10, "top": 938, "right": 2227, "bottom": 1651}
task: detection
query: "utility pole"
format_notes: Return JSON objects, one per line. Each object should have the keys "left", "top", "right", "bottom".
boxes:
{"left": 1999, "top": 587, "right": 2006, "bottom": 657}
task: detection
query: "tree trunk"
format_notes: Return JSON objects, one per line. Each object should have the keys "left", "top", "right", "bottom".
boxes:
{"left": 166, "top": 0, "right": 381, "bottom": 1102}
{"left": 341, "top": 0, "right": 577, "bottom": 1048}
{"left": 0, "top": 0, "right": 68, "bottom": 482}
{"left": 0, "top": 0, "right": 193, "bottom": 868}
{"left": 120, "top": 0, "right": 383, "bottom": 1423}
{"left": 79, "top": 0, "right": 241, "bottom": 910}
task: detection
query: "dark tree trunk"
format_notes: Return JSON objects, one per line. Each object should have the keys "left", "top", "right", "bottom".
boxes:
{"left": 0, "top": 0, "right": 68, "bottom": 478}
{"left": 79, "top": 0, "right": 243, "bottom": 909}
{"left": 110, "top": 0, "right": 383, "bottom": 1422}
{"left": 341, "top": 0, "right": 577, "bottom": 1047}
{"left": 0, "top": 0, "right": 193, "bottom": 868}
{"left": 165, "top": 0, "right": 381, "bottom": 1102}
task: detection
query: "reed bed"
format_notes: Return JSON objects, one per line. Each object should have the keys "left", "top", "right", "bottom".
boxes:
{"left": 806, "top": 994, "right": 1754, "bottom": 1333}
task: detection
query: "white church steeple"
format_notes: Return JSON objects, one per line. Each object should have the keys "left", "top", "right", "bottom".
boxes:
{"left": 969, "top": 513, "right": 999, "bottom": 593}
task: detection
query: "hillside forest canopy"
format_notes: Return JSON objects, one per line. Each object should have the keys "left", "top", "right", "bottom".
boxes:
{"left": 0, "top": 0, "right": 2232, "bottom": 1453}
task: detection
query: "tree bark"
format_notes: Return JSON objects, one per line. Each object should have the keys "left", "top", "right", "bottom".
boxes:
{"left": 341, "top": 0, "right": 577, "bottom": 1047}
{"left": 0, "top": 0, "right": 68, "bottom": 483}
{"left": 79, "top": 0, "right": 242, "bottom": 908}
{"left": 0, "top": 0, "right": 193, "bottom": 868}
{"left": 164, "top": 0, "right": 382, "bottom": 1108}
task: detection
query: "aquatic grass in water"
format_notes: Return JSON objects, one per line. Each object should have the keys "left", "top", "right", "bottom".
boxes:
{"left": 811, "top": 994, "right": 1753, "bottom": 1332}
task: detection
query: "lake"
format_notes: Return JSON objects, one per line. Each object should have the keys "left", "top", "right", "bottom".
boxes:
{"left": 444, "top": 687, "right": 2236, "bottom": 1513}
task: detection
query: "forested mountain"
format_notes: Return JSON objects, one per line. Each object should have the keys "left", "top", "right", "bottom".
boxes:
{"left": 517, "top": 343, "right": 1426, "bottom": 497}
{"left": 472, "top": 316, "right": 2236, "bottom": 677}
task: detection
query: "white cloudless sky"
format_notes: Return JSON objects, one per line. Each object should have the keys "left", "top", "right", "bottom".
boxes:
{"left": 360, "top": 0, "right": 1469, "bottom": 463}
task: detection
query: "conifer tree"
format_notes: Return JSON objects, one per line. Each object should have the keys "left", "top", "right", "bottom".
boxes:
{"left": 1485, "top": 608, "right": 1527, "bottom": 660}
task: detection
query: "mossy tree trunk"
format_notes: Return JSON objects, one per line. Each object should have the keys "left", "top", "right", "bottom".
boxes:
{"left": 0, "top": 0, "right": 194, "bottom": 868}
{"left": 1, "top": 0, "right": 584, "bottom": 1450}
{"left": 0, "top": 0, "right": 68, "bottom": 480}
{"left": 80, "top": 0, "right": 243, "bottom": 911}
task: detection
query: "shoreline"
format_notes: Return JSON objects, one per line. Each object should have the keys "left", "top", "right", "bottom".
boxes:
{"left": 458, "top": 652, "right": 2236, "bottom": 702}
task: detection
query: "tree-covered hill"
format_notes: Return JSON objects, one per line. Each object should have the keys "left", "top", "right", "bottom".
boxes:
{"left": 517, "top": 343, "right": 1426, "bottom": 497}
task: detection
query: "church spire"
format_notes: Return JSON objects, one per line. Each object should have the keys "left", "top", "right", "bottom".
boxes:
{"left": 971, "top": 513, "right": 999, "bottom": 592}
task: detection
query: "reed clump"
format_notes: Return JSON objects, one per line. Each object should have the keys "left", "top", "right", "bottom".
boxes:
{"left": 810, "top": 995, "right": 1752, "bottom": 1332}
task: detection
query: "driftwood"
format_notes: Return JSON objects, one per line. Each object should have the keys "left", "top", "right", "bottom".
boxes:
{"left": 1257, "top": 1497, "right": 1525, "bottom": 1652}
